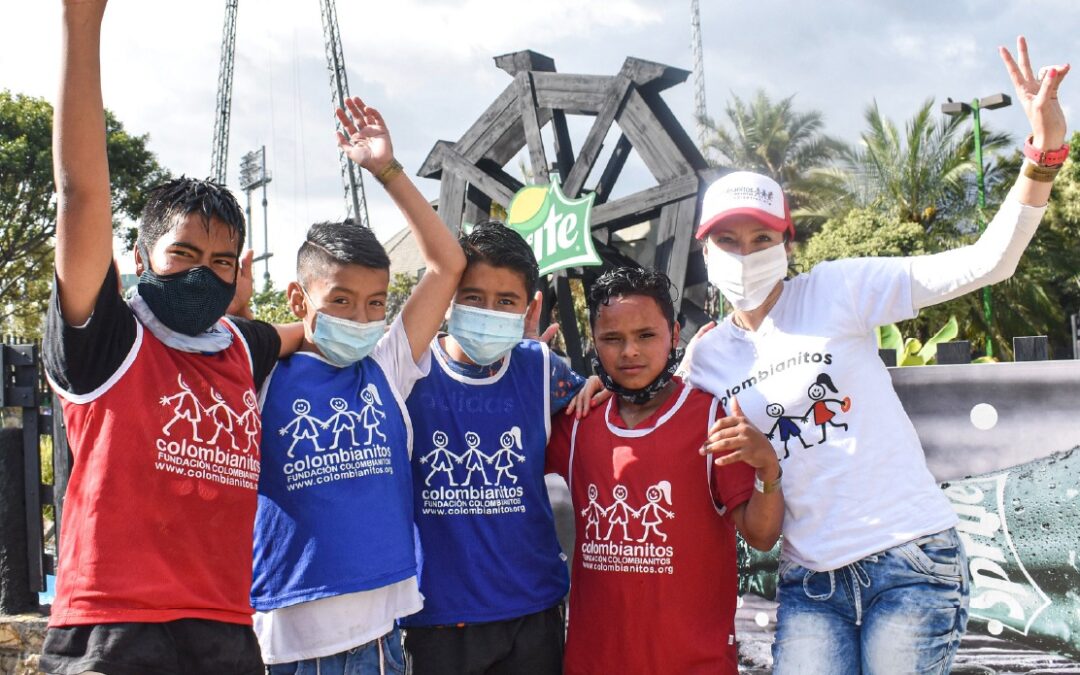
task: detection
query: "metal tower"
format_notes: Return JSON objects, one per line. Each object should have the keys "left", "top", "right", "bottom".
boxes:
{"left": 210, "top": 0, "right": 239, "bottom": 184}
{"left": 689, "top": 0, "right": 708, "bottom": 148}
{"left": 318, "top": 0, "right": 370, "bottom": 227}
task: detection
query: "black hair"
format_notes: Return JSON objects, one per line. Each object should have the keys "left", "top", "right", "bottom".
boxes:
{"left": 137, "top": 176, "right": 246, "bottom": 254}
{"left": 298, "top": 220, "right": 390, "bottom": 285}
{"left": 459, "top": 221, "right": 539, "bottom": 297}
{"left": 588, "top": 266, "right": 677, "bottom": 330}
{"left": 296, "top": 220, "right": 390, "bottom": 287}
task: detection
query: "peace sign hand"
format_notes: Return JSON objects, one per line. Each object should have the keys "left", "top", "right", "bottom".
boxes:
{"left": 335, "top": 96, "right": 394, "bottom": 173}
{"left": 999, "top": 36, "right": 1070, "bottom": 150}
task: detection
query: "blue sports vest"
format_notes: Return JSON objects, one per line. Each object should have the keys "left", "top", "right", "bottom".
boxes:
{"left": 252, "top": 352, "right": 416, "bottom": 611}
{"left": 403, "top": 339, "right": 569, "bottom": 625}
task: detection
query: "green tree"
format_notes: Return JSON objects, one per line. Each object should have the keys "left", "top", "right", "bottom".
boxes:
{"left": 0, "top": 90, "right": 171, "bottom": 335}
{"left": 699, "top": 90, "right": 845, "bottom": 231}
{"left": 833, "top": 99, "right": 1011, "bottom": 230}
{"left": 386, "top": 272, "right": 419, "bottom": 324}
{"left": 251, "top": 282, "right": 296, "bottom": 325}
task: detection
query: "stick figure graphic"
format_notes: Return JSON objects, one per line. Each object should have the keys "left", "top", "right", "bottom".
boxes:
{"left": 236, "top": 390, "right": 260, "bottom": 454}
{"left": 160, "top": 374, "right": 204, "bottom": 440}
{"left": 765, "top": 402, "right": 812, "bottom": 458}
{"left": 279, "top": 399, "right": 323, "bottom": 458}
{"left": 204, "top": 388, "right": 239, "bottom": 449}
{"left": 635, "top": 481, "right": 674, "bottom": 542}
{"left": 802, "top": 373, "right": 851, "bottom": 444}
{"left": 359, "top": 384, "right": 387, "bottom": 444}
{"left": 419, "top": 430, "right": 460, "bottom": 487}
{"left": 580, "top": 484, "right": 605, "bottom": 539}
{"left": 490, "top": 427, "right": 526, "bottom": 484}
{"left": 603, "top": 484, "right": 635, "bottom": 542}
{"left": 459, "top": 431, "right": 492, "bottom": 486}
{"left": 324, "top": 397, "right": 359, "bottom": 450}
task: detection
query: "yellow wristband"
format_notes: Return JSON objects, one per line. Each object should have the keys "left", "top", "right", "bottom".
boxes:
{"left": 375, "top": 158, "right": 404, "bottom": 186}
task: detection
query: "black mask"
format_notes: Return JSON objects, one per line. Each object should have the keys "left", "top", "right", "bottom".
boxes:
{"left": 591, "top": 347, "right": 684, "bottom": 406}
{"left": 137, "top": 248, "right": 236, "bottom": 336}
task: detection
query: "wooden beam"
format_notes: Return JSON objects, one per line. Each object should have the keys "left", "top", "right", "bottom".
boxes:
{"left": 562, "top": 73, "right": 634, "bottom": 198}
{"left": 438, "top": 145, "right": 517, "bottom": 207}
{"left": 464, "top": 185, "right": 492, "bottom": 228}
{"left": 636, "top": 85, "right": 709, "bottom": 173}
{"left": 533, "top": 73, "right": 611, "bottom": 114}
{"left": 593, "top": 133, "right": 632, "bottom": 205}
{"left": 437, "top": 172, "right": 467, "bottom": 233}
{"left": 551, "top": 109, "right": 575, "bottom": 180}
{"left": 476, "top": 158, "right": 525, "bottom": 194}
{"left": 554, "top": 273, "right": 586, "bottom": 374}
{"left": 616, "top": 88, "right": 693, "bottom": 182}
{"left": 651, "top": 196, "right": 700, "bottom": 309}
{"left": 516, "top": 72, "right": 549, "bottom": 184}
{"left": 494, "top": 50, "right": 556, "bottom": 75}
{"left": 420, "top": 82, "right": 520, "bottom": 177}
{"left": 592, "top": 173, "right": 699, "bottom": 229}
{"left": 621, "top": 57, "right": 690, "bottom": 90}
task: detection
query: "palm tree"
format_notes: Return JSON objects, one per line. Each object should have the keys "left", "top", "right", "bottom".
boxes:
{"left": 831, "top": 99, "right": 1012, "bottom": 231}
{"left": 699, "top": 91, "right": 845, "bottom": 232}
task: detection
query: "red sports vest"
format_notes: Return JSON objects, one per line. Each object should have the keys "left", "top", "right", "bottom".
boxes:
{"left": 51, "top": 319, "right": 261, "bottom": 626}
{"left": 547, "top": 382, "right": 754, "bottom": 675}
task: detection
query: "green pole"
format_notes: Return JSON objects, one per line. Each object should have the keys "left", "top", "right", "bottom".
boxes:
{"left": 971, "top": 99, "right": 993, "bottom": 357}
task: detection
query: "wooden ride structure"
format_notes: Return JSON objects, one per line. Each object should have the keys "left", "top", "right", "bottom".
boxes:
{"left": 419, "top": 50, "right": 713, "bottom": 372}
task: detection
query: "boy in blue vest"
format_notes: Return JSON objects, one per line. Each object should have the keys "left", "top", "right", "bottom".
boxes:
{"left": 251, "top": 97, "right": 465, "bottom": 674}
{"left": 402, "top": 221, "right": 586, "bottom": 674}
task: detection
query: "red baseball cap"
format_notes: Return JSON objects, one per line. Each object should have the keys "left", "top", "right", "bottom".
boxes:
{"left": 695, "top": 171, "right": 795, "bottom": 240}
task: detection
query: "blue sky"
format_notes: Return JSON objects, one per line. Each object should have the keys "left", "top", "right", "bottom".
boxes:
{"left": 3, "top": 0, "right": 1076, "bottom": 285}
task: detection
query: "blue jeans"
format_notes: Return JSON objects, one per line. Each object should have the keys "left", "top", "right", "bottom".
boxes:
{"left": 267, "top": 627, "right": 405, "bottom": 675}
{"left": 772, "top": 528, "right": 970, "bottom": 675}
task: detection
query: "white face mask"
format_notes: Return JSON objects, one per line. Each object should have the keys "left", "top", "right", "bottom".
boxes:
{"left": 705, "top": 241, "right": 788, "bottom": 311}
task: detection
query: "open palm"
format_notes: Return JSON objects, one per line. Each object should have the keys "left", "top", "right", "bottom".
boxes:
{"left": 335, "top": 96, "right": 394, "bottom": 172}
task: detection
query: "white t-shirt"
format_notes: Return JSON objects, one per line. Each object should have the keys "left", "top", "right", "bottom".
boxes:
{"left": 254, "top": 315, "right": 430, "bottom": 663}
{"left": 687, "top": 257, "right": 958, "bottom": 572}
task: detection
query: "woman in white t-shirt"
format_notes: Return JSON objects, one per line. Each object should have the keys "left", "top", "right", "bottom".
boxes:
{"left": 691, "top": 38, "right": 1070, "bottom": 674}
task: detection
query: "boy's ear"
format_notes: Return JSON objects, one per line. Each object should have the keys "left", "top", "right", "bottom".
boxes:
{"left": 672, "top": 321, "right": 681, "bottom": 348}
{"left": 286, "top": 281, "right": 308, "bottom": 320}
{"left": 133, "top": 244, "right": 145, "bottom": 276}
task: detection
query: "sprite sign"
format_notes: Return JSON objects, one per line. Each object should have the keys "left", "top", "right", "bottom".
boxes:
{"left": 505, "top": 179, "right": 602, "bottom": 276}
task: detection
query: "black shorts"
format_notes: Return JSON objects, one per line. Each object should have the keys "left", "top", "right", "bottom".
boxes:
{"left": 40, "top": 618, "right": 264, "bottom": 675}
{"left": 403, "top": 604, "right": 564, "bottom": 675}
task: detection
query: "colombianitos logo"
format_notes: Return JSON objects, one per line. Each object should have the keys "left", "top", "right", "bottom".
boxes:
{"left": 153, "top": 374, "right": 260, "bottom": 491}
{"left": 418, "top": 427, "right": 528, "bottom": 516}
{"left": 578, "top": 481, "right": 676, "bottom": 575}
{"left": 505, "top": 178, "right": 602, "bottom": 275}
{"left": 275, "top": 384, "right": 395, "bottom": 491}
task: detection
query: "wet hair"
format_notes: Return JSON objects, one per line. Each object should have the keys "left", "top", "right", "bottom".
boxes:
{"left": 137, "top": 177, "right": 246, "bottom": 254}
{"left": 588, "top": 266, "right": 677, "bottom": 330}
{"left": 296, "top": 220, "right": 390, "bottom": 287}
{"left": 459, "top": 221, "right": 539, "bottom": 296}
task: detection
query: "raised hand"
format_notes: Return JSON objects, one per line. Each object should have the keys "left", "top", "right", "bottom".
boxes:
{"left": 335, "top": 96, "right": 393, "bottom": 173}
{"left": 999, "top": 36, "right": 1070, "bottom": 149}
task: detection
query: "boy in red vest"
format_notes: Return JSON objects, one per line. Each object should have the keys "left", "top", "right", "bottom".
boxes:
{"left": 41, "top": 1, "right": 304, "bottom": 672}
{"left": 546, "top": 267, "right": 784, "bottom": 674}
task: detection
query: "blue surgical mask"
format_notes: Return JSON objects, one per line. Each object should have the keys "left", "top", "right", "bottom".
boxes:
{"left": 306, "top": 291, "right": 385, "bottom": 366}
{"left": 447, "top": 303, "right": 525, "bottom": 366}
